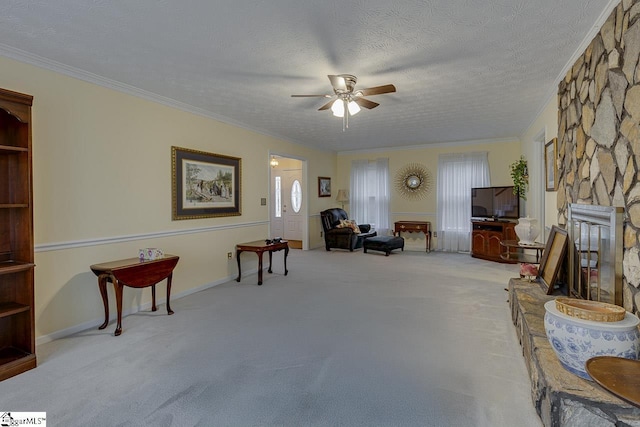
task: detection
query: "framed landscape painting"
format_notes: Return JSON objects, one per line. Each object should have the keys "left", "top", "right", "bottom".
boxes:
{"left": 172, "top": 146, "right": 241, "bottom": 220}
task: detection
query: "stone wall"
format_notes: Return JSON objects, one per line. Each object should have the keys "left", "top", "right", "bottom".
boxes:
{"left": 557, "top": 0, "right": 640, "bottom": 312}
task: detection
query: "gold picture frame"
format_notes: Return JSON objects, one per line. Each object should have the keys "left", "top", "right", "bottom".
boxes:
{"left": 545, "top": 138, "right": 558, "bottom": 191}
{"left": 172, "top": 146, "right": 241, "bottom": 220}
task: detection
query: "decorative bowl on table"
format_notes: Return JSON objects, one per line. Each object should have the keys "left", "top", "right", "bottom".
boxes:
{"left": 519, "top": 263, "right": 539, "bottom": 281}
{"left": 544, "top": 299, "right": 640, "bottom": 380}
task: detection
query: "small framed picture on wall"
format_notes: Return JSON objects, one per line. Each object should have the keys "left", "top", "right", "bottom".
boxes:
{"left": 318, "top": 177, "right": 331, "bottom": 197}
{"left": 545, "top": 138, "right": 558, "bottom": 191}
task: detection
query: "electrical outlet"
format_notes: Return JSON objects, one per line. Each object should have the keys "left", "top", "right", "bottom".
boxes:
{"left": 227, "top": 252, "right": 232, "bottom": 259}
{"left": 433, "top": 231, "right": 437, "bottom": 238}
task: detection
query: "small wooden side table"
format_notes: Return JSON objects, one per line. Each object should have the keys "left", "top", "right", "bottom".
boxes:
{"left": 586, "top": 356, "right": 640, "bottom": 408}
{"left": 394, "top": 221, "right": 431, "bottom": 252}
{"left": 90, "top": 255, "right": 179, "bottom": 336}
{"left": 236, "top": 240, "right": 289, "bottom": 285}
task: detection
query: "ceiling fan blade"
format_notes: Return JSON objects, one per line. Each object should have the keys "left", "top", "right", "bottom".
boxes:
{"left": 318, "top": 99, "right": 336, "bottom": 111}
{"left": 354, "top": 97, "right": 379, "bottom": 109}
{"left": 328, "top": 75, "right": 347, "bottom": 91}
{"left": 359, "top": 84, "right": 396, "bottom": 96}
{"left": 291, "top": 94, "right": 332, "bottom": 98}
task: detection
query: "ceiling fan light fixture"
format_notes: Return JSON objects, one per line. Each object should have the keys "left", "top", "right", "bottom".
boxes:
{"left": 292, "top": 74, "right": 395, "bottom": 129}
{"left": 348, "top": 100, "right": 360, "bottom": 116}
{"left": 331, "top": 99, "right": 345, "bottom": 117}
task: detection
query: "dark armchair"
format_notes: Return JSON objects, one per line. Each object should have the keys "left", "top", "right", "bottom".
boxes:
{"left": 320, "top": 208, "right": 377, "bottom": 251}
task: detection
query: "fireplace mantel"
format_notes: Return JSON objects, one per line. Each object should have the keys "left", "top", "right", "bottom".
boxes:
{"left": 508, "top": 278, "right": 640, "bottom": 426}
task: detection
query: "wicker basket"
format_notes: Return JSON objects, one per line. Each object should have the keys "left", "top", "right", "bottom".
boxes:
{"left": 555, "top": 297, "right": 626, "bottom": 322}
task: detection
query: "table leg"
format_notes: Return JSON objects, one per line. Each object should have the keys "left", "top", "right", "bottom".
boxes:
{"left": 151, "top": 284, "right": 157, "bottom": 312}
{"left": 114, "top": 280, "right": 124, "bottom": 336}
{"left": 236, "top": 249, "right": 243, "bottom": 282}
{"left": 268, "top": 250, "right": 273, "bottom": 274}
{"left": 257, "top": 250, "right": 264, "bottom": 285}
{"left": 284, "top": 245, "right": 289, "bottom": 276}
{"left": 97, "top": 274, "right": 110, "bottom": 330}
{"left": 166, "top": 273, "right": 174, "bottom": 315}
{"left": 427, "top": 231, "right": 431, "bottom": 252}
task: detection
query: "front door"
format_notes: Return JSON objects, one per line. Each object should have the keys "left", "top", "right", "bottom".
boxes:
{"left": 270, "top": 166, "right": 304, "bottom": 242}
{"left": 282, "top": 169, "right": 303, "bottom": 241}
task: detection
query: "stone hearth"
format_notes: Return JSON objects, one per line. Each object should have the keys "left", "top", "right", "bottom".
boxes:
{"left": 508, "top": 278, "right": 640, "bottom": 426}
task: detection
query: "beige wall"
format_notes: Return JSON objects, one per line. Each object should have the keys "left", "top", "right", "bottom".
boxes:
{"left": 520, "top": 96, "right": 559, "bottom": 241}
{"left": 0, "top": 55, "right": 543, "bottom": 341}
{"left": 0, "top": 56, "right": 337, "bottom": 340}
{"left": 336, "top": 140, "right": 521, "bottom": 249}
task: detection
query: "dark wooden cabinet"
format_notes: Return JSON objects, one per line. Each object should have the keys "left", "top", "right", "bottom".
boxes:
{"left": 471, "top": 220, "right": 517, "bottom": 263}
{"left": 0, "top": 88, "right": 36, "bottom": 381}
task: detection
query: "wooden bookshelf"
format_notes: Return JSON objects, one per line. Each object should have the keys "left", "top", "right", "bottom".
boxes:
{"left": 0, "top": 87, "right": 36, "bottom": 381}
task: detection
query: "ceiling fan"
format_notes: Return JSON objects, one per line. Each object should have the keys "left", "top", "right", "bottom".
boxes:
{"left": 291, "top": 74, "right": 396, "bottom": 130}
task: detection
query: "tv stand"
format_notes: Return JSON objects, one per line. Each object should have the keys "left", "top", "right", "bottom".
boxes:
{"left": 471, "top": 220, "right": 517, "bottom": 263}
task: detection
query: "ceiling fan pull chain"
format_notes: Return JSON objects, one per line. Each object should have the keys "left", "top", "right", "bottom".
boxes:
{"left": 344, "top": 99, "right": 348, "bottom": 130}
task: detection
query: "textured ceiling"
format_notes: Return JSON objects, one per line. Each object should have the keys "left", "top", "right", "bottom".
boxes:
{"left": 0, "top": 0, "right": 614, "bottom": 152}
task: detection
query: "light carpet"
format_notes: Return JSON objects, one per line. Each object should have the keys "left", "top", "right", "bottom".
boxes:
{"left": 0, "top": 249, "right": 542, "bottom": 427}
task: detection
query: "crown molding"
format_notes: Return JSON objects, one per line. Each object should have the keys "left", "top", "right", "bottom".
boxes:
{"left": 0, "top": 44, "right": 315, "bottom": 149}
{"left": 522, "top": 0, "right": 620, "bottom": 140}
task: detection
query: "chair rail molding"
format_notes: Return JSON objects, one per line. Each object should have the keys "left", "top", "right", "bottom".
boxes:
{"left": 35, "top": 220, "right": 269, "bottom": 252}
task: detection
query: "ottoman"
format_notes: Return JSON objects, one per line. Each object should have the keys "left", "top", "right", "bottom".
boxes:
{"left": 363, "top": 235, "right": 405, "bottom": 256}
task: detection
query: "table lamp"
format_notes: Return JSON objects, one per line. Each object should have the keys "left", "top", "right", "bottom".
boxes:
{"left": 336, "top": 189, "right": 349, "bottom": 209}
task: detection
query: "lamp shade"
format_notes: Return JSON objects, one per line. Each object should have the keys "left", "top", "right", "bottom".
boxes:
{"left": 347, "top": 101, "right": 361, "bottom": 116}
{"left": 331, "top": 99, "right": 345, "bottom": 117}
{"left": 336, "top": 189, "right": 349, "bottom": 203}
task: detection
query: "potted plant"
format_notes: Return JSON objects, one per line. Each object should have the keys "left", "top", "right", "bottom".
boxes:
{"left": 510, "top": 156, "right": 528, "bottom": 200}
{"left": 510, "top": 156, "right": 539, "bottom": 243}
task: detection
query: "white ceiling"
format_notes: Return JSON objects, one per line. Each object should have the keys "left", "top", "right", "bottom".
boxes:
{"left": 0, "top": 1, "right": 615, "bottom": 152}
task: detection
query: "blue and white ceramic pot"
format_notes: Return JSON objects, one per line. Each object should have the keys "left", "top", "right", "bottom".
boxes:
{"left": 544, "top": 299, "right": 640, "bottom": 380}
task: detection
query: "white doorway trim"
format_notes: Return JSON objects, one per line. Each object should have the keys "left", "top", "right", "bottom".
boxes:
{"left": 268, "top": 151, "right": 309, "bottom": 250}
{"left": 533, "top": 128, "right": 547, "bottom": 241}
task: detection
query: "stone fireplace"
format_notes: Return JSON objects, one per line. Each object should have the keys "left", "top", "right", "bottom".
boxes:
{"left": 557, "top": 0, "right": 640, "bottom": 314}
{"left": 509, "top": 1, "right": 640, "bottom": 424}
{"left": 567, "top": 203, "right": 624, "bottom": 306}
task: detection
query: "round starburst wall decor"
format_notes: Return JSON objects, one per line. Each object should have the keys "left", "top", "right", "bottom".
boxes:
{"left": 395, "top": 163, "right": 431, "bottom": 200}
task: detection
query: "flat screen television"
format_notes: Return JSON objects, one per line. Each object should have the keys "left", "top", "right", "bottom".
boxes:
{"left": 471, "top": 186, "right": 520, "bottom": 219}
